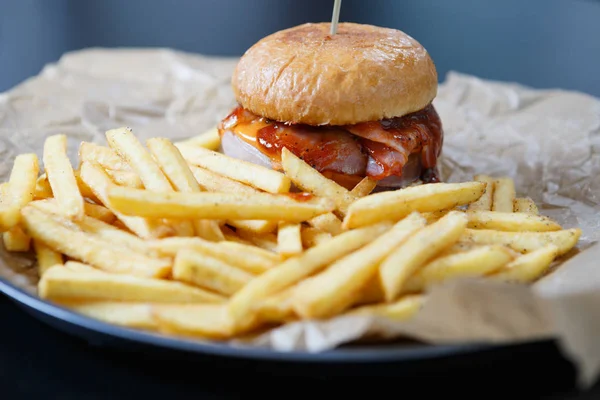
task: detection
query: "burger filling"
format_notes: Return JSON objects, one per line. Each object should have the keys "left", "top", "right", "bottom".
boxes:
{"left": 218, "top": 104, "right": 443, "bottom": 189}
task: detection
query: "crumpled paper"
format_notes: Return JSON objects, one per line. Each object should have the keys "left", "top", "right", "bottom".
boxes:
{"left": 1, "top": 48, "right": 599, "bottom": 387}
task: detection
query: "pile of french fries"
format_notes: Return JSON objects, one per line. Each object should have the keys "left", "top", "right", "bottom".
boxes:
{"left": 0, "top": 126, "right": 582, "bottom": 341}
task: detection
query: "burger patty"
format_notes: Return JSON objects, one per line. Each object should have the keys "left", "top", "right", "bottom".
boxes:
{"left": 218, "top": 104, "right": 443, "bottom": 187}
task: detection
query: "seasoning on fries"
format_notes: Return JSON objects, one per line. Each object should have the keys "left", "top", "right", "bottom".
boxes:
{"left": 0, "top": 127, "right": 582, "bottom": 341}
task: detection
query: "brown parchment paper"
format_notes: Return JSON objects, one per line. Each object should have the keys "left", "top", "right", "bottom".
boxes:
{"left": 1, "top": 48, "right": 599, "bottom": 387}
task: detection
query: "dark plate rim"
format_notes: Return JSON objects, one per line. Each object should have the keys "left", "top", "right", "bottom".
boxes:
{"left": 0, "top": 276, "right": 538, "bottom": 363}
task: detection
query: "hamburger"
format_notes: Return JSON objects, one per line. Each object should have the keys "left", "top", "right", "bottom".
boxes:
{"left": 218, "top": 22, "right": 443, "bottom": 191}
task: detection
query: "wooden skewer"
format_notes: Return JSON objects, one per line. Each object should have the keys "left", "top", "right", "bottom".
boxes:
{"left": 330, "top": 0, "right": 342, "bottom": 35}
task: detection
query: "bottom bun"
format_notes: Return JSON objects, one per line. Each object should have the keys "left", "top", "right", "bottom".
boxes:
{"left": 219, "top": 129, "right": 422, "bottom": 191}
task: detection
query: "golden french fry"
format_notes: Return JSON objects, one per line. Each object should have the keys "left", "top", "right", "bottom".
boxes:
{"left": 31, "top": 199, "right": 154, "bottom": 256}
{"left": 2, "top": 226, "right": 31, "bottom": 252}
{"left": 342, "top": 182, "right": 486, "bottom": 229}
{"left": 346, "top": 294, "right": 425, "bottom": 320}
{"left": 34, "top": 174, "right": 53, "bottom": 200}
{"left": 21, "top": 205, "right": 171, "bottom": 278}
{"left": 492, "top": 177, "right": 515, "bottom": 213}
{"left": 147, "top": 137, "right": 223, "bottom": 240}
{"left": 488, "top": 245, "right": 558, "bottom": 283}
{"left": 151, "top": 304, "right": 235, "bottom": 339}
{"left": 43, "top": 134, "right": 85, "bottom": 220}
{"left": 465, "top": 210, "right": 561, "bottom": 232}
{"left": 175, "top": 127, "right": 221, "bottom": 150}
{"left": 73, "top": 170, "right": 102, "bottom": 203}
{"left": 58, "top": 300, "right": 158, "bottom": 330}
{"left": 459, "top": 228, "right": 581, "bottom": 256}
{"left": 277, "top": 222, "right": 303, "bottom": 257}
{"left": 79, "top": 161, "right": 173, "bottom": 239}
{"left": 64, "top": 261, "right": 104, "bottom": 273}
{"left": 254, "top": 286, "right": 297, "bottom": 323}
{"left": 300, "top": 226, "right": 332, "bottom": 248}
{"left": 39, "top": 266, "right": 224, "bottom": 303}
{"left": 236, "top": 229, "right": 279, "bottom": 252}
{"left": 176, "top": 142, "right": 291, "bottom": 193}
{"left": 189, "top": 164, "right": 276, "bottom": 233}
{"left": 291, "top": 213, "right": 426, "bottom": 319}
{"left": 227, "top": 223, "right": 391, "bottom": 329}
{"left": 173, "top": 248, "right": 254, "bottom": 296}
{"left": 467, "top": 175, "right": 494, "bottom": 211}
{"left": 306, "top": 212, "right": 343, "bottom": 235}
{"left": 105, "top": 185, "right": 335, "bottom": 222}
{"left": 379, "top": 211, "right": 468, "bottom": 302}
{"left": 280, "top": 147, "right": 357, "bottom": 215}
{"left": 146, "top": 237, "right": 278, "bottom": 274}
{"left": 104, "top": 169, "right": 144, "bottom": 188}
{"left": 78, "top": 141, "right": 133, "bottom": 171}
{"left": 0, "top": 153, "right": 40, "bottom": 230}
{"left": 105, "top": 128, "right": 194, "bottom": 237}
{"left": 192, "top": 219, "right": 226, "bottom": 241}
{"left": 513, "top": 197, "right": 539, "bottom": 214}
{"left": 402, "top": 245, "right": 514, "bottom": 293}
{"left": 33, "top": 239, "right": 63, "bottom": 276}
{"left": 83, "top": 202, "right": 116, "bottom": 224}
{"left": 350, "top": 176, "right": 378, "bottom": 197}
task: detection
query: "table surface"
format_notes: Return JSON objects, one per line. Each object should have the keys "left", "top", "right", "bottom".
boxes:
{"left": 1, "top": 293, "right": 599, "bottom": 399}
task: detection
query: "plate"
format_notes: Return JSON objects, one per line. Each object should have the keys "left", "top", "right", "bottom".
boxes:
{"left": 0, "top": 275, "right": 519, "bottom": 365}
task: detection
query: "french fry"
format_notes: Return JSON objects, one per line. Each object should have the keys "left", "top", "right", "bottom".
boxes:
{"left": 2, "top": 226, "right": 31, "bottom": 252}
{"left": 379, "top": 211, "right": 469, "bottom": 302}
{"left": 513, "top": 197, "right": 539, "bottom": 214}
{"left": 78, "top": 141, "right": 133, "bottom": 171}
{"left": 39, "top": 266, "right": 225, "bottom": 303}
{"left": 306, "top": 212, "right": 343, "bottom": 235}
{"left": 146, "top": 137, "right": 223, "bottom": 241}
{"left": 280, "top": 147, "right": 357, "bottom": 215}
{"left": 0, "top": 153, "right": 39, "bottom": 230}
{"left": 227, "top": 223, "right": 392, "bottom": 329}
{"left": 64, "top": 261, "right": 104, "bottom": 273}
{"left": 151, "top": 304, "right": 235, "bottom": 339}
{"left": 106, "top": 185, "right": 335, "bottom": 222}
{"left": 300, "top": 226, "right": 332, "bottom": 248}
{"left": 291, "top": 213, "right": 426, "bottom": 319}
{"left": 176, "top": 142, "right": 291, "bottom": 193}
{"left": 33, "top": 239, "right": 63, "bottom": 276}
{"left": 106, "top": 128, "right": 194, "bottom": 237}
{"left": 189, "top": 165, "right": 276, "bottom": 234}
{"left": 31, "top": 199, "right": 154, "bottom": 256}
{"left": 467, "top": 174, "right": 494, "bottom": 211}
{"left": 254, "top": 286, "right": 297, "bottom": 323}
{"left": 492, "top": 177, "right": 516, "bottom": 212}
{"left": 79, "top": 161, "right": 174, "bottom": 239}
{"left": 72, "top": 170, "right": 102, "bottom": 203}
{"left": 488, "top": 245, "right": 558, "bottom": 283}
{"left": 401, "top": 245, "right": 514, "bottom": 293}
{"left": 42, "top": 134, "right": 85, "bottom": 220}
{"left": 146, "top": 237, "right": 278, "bottom": 274}
{"left": 173, "top": 248, "right": 254, "bottom": 296}
{"left": 83, "top": 202, "right": 116, "bottom": 224}
{"left": 466, "top": 210, "right": 561, "bottom": 232}
{"left": 175, "top": 127, "right": 221, "bottom": 150}
{"left": 342, "top": 182, "right": 486, "bottom": 229}
{"left": 21, "top": 205, "right": 171, "bottom": 278}
{"left": 350, "top": 176, "right": 378, "bottom": 197}
{"left": 57, "top": 300, "right": 158, "bottom": 330}
{"left": 459, "top": 228, "right": 581, "bottom": 256}
{"left": 277, "top": 222, "right": 303, "bottom": 257}
{"left": 236, "top": 229, "right": 279, "bottom": 252}
{"left": 104, "top": 169, "right": 144, "bottom": 188}
{"left": 346, "top": 294, "right": 425, "bottom": 321}
{"left": 34, "top": 174, "right": 53, "bottom": 200}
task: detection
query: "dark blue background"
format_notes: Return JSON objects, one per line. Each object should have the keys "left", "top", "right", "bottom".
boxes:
{"left": 1, "top": 0, "right": 600, "bottom": 96}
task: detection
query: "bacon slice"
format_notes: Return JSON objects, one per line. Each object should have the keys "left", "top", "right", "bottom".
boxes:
{"left": 218, "top": 104, "right": 443, "bottom": 186}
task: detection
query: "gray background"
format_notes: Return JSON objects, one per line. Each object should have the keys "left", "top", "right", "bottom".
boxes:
{"left": 1, "top": 0, "right": 599, "bottom": 97}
